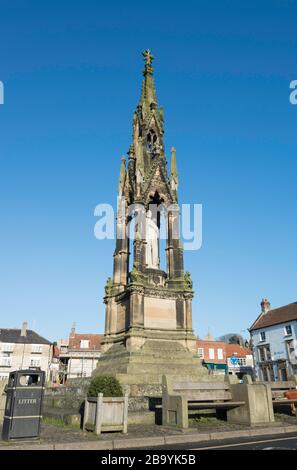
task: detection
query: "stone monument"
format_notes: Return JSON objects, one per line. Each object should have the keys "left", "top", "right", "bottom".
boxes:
{"left": 95, "top": 50, "right": 207, "bottom": 393}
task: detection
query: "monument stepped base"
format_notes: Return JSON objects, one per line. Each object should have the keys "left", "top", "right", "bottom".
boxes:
{"left": 93, "top": 339, "right": 209, "bottom": 397}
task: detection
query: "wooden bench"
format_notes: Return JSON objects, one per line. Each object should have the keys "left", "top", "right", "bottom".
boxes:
{"left": 162, "top": 375, "right": 245, "bottom": 428}
{"left": 267, "top": 380, "right": 297, "bottom": 415}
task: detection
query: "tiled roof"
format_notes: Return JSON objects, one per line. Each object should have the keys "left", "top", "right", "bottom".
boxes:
{"left": 52, "top": 345, "right": 60, "bottom": 357}
{"left": 0, "top": 329, "right": 51, "bottom": 345}
{"left": 68, "top": 334, "right": 104, "bottom": 350}
{"left": 225, "top": 344, "right": 252, "bottom": 357}
{"left": 250, "top": 302, "right": 297, "bottom": 331}
{"left": 196, "top": 340, "right": 226, "bottom": 348}
{"left": 196, "top": 340, "right": 252, "bottom": 358}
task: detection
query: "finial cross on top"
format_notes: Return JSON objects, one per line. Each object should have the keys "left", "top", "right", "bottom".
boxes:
{"left": 143, "top": 49, "right": 154, "bottom": 66}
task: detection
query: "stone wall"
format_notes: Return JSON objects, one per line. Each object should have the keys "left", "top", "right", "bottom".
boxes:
{"left": 42, "top": 379, "right": 157, "bottom": 426}
{"left": 43, "top": 381, "right": 154, "bottom": 413}
{"left": 43, "top": 379, "right": 90, "bottom": 412}
{"left": 0, "top": 380, "right": 7, "bottom": 426}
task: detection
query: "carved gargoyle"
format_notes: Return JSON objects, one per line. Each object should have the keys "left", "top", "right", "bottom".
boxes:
{"left": 104, "top": 277, "right": 113, "bottom": 296}
{"left": 130, "top": 264, "right": 139, "bottom": 283}
{"left": 184, "top": 271, "right": 193, "bottom": 290}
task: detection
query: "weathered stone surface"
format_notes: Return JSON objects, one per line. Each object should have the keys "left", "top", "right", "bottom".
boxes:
{"left": 164, "top": 433, "right": 210, "bottom": 444}
{"left": 0, "top": 395, "right": 5, "bottom": 425}
{"left": 63, "top": 413, "right": 81, "bottom": 427}
{"left": 0, "top": 444, "right": 55, "bottom": 450}
{"left": 248, "top": 426, "right": 285, "bottom": 436}
{"left": 54, "top": 441, "right": 113, "bottom": 450}
{"left": 94, "top": 339, "right": 208, "bottom": 396}
{"left": 227, "top": 383, "right": 275, "bottom": 426}
{"left": 95, "top": 52, "right": 206, "bottom": 392}
{"left": 0, "top": 380, "right": 7, "bottom": 426}
{"left": 209, "top": 430, "right": 250, "bottom": 440}
{"left": 128, "top": 411, "right": 155, "bottom": 425}
{"left": 43, "top": 386, "right": 156, "bottom": 426}
{"left": 43, "top": 384, "right": 87, "bottom": 412}
{"left": 113, "top": 436, "right": 165, "bottom": 449}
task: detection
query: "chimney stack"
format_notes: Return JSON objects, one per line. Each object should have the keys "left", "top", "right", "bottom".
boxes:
{"left": 70, "top": 322, "right": 76, "bottom": 338}
{"left": 21, "top": 321, "right": 27, "bottom": 337}
{"left": 261, "top": 298, "right": 271, "bottom": 315}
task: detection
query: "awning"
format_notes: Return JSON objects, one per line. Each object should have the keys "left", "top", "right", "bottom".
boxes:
{"left": 203, "top": 362, "right": 227, "bottom": 370}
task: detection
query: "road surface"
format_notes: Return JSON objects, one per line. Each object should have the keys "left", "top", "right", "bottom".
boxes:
{"left": 133, "top": 432, "right": 297, "bottom": 450}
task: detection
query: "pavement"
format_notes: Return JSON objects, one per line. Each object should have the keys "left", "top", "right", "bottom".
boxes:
{"left": 0, "top": 422, "right": 297, "bottom": 450}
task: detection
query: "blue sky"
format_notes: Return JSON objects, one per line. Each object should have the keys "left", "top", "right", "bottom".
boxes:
{"left": 0, "top": 0, "right": 296, "bottom": 342}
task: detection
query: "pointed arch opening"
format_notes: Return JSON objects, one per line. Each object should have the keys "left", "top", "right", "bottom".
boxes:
{"left": 146, "top": 129, "right": 158, "bottom": 156}
{"left": 146, "top": 191, "right": 168, "bottom": 271}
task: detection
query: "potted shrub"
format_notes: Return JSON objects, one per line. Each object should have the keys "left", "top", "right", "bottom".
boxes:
{"left": 83, "top": 375, "right": 128, "bottom": 434}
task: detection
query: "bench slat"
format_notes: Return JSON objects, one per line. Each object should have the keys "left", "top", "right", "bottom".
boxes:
{"left": 187, "top": 401, "right": 245, "bottom": 409}
{"left": 175, "top": 390, "right": 232, "bottom": 401}
{"left": 273, "top": 399, "right": 297, "bottom": 405}
{"left": 173, "top": 382, "right": 229, "bottom": 391}
{"left": 268, "top": 382, "right": 295, "bottom": 389}
{"left": 272, "top": 391, "right": 286, "bottom": 398}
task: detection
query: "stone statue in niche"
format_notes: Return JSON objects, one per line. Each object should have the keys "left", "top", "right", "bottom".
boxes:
{"left": 145, "top": 210, "right": 159, "bottom": 269}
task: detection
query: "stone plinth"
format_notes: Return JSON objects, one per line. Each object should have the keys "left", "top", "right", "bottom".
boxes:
{"left": 94, "top": 338, "right": 208, "bottom": 396}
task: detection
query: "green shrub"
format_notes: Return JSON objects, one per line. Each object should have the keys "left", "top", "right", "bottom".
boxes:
{"left": 87, "top": 375, "right": 123, "bottom": 398}
{"left": 193, "top": 416, "right": 213, "bottom": 423}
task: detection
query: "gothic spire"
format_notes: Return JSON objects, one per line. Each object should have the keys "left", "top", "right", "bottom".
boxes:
{"left": 129, "top": 50, "right": 170, "bottom": 204}
{"left": 139, "top": 49, "right": 157, "bottom": 110}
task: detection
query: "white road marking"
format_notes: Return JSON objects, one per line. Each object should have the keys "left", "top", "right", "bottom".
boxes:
{"left": 192, "top": 435, "right": 297, "bottom": 450}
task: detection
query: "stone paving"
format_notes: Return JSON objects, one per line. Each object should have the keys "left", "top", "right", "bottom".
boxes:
{"left": 1, "top": 415, "right": 296, "bottom": 447}
{"left": 40, "top": 420, "right": 246, "bottom": 443}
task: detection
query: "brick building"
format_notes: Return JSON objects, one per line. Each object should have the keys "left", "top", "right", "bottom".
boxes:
{"left": 196, "top": 338, "right": 253, "bottom": 378}
{"left": 196, "top": 339, "right": 227, "bottom": 375}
